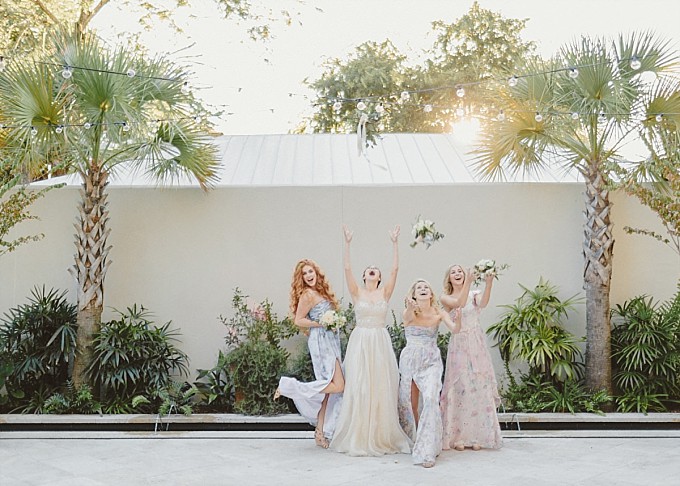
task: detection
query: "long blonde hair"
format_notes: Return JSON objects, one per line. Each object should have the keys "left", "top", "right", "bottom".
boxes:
{"left": 289, "top": 259, "right": 338, "bottom": 314}
{"left": 442, "top": 264, "right": 464, "bottom": 295}
{"left": 407, "top": 278, "right": 439, "bottom": 311}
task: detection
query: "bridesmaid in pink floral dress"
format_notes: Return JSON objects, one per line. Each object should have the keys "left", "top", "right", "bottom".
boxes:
{"left": 440, "top": 265, "right": 502, "bottom": 451}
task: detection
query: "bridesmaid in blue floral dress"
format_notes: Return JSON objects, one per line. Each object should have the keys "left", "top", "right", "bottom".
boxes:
{"left": 398, "top": 279, "right": 459, "bottom": 468}
{"left": 276, "top": 259, "right": 345, "bottom": 448}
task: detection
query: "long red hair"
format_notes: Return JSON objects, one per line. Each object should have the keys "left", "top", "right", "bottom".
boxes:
{"left": 289, "top": 259, "right": 339, "bottom": 315}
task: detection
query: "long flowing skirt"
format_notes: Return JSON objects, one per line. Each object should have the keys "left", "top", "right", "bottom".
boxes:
{"left": 398, "top": 340, "right": 443, "bottom": 465}
{"left": 330, "top": 327, "right": 411, "bottom": 456}
{"left": 441, "top": 327, "right": 502, "bottom": 449}
{"left": 278, "top": 327, "right": 343, "bottom": 438}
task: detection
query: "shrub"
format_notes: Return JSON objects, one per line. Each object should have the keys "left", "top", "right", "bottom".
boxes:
{"left": 0, "top": 286, "right": 77, "bottom": 412}
{"left": 611, "top": 286, "right": 680, "bottom": 413}
{"left": 86, "top": 305, "right": 189, "bottom": 413}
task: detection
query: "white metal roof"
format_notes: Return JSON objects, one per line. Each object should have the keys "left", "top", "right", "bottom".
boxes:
{"left": 34, "top": 133, "right": 581, "bottom": 187}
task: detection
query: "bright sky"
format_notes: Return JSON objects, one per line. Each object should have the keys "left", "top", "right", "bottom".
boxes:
{"left": 92, "top": 0, "right": 680, "bottom": 136}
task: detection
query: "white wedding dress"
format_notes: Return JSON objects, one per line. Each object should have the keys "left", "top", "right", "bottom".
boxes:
{"left": 330, "top": 300, "right": 411, "bottom": 456}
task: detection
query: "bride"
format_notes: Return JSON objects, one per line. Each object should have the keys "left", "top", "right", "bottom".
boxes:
{"left": 330, "top": 225, "right": 412, "bottom": 456}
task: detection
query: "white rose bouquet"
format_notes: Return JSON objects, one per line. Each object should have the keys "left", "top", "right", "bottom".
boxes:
{"left": 473, "top": 259, "right": 509, "bottom": 285}
{"left": 410, "top": 215, "right": 445, "bottom": 249}
{"left": 319, "top": 310, "right": 347, "bottom": 332}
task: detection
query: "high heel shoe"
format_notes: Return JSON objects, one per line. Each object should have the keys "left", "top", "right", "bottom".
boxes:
{"left": 314, "top": 428, "right": 330, "bottom": 449}
{"left": 273, "top": 388, "right": 281, "bottom": 401}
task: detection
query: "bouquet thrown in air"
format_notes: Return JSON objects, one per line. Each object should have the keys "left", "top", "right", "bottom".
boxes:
{"left": 473, "top": 259, "right": 509, "bottom": 285}
{"left": 410, "top": 216, "right": 445, "bottom": 249}
{"left": 319, "top": 310, "right": 347, "bottom": 332}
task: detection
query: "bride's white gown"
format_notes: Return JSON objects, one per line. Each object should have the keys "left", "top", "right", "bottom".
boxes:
{"left": 330, "top": 300, "right": 412, "bottom": 456}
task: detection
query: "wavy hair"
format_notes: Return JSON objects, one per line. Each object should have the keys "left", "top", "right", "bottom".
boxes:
{"left": 442, "top": 264, "right": 464, "bottom": 296}
{"left": 289, "top": 259, "right": 339, "bottom": 315}
{"left": 407, "top": 278, "right": 439, "bottom": 311}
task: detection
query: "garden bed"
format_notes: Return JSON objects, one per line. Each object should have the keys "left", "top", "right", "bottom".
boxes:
{"left": 2, "top": 412, "right": 679, "bottom": 432}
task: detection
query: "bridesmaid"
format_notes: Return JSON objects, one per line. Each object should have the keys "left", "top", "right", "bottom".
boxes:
{"left": 275, "top": 259, "right": 345, "bottom": 448}
{"left": 330, "top": 225, "right": 411, "bottom": 456}
{"left": 440, "top": 264, "right": 502, "bottom": 451}
{"left": 398, "top": 279, "right": 459, "bottom": 468}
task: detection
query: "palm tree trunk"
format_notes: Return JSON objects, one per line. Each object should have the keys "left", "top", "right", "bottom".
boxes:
{"left": 582, "top": 165, "right": 614, "bottom": 393}
{"left": 70, "top": 166, "right": 112, "bottom": 386}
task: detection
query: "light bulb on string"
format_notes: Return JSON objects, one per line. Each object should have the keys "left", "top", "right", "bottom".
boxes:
{"left": 122, "top": 122, "right": 130, "bottom": 132}
{"left": 571, "top": 112, "right": 579, "bottom": 120}
{"left": 127, "top": 69, "right": 136, "bottom": 78}
{"left": 630, "top": 56, "right": 642, "bottom": 70}
{"left": 400, "top": 91, "right": 410, "bottom": 102}
{"left": 456, "top": 86, "right": 465, "bottom": 98}
{"left": 508, "top": 75, "right": 518, "bottom": 87}
{"left": 83, "top": 122, "right": 92, "bottom": 130}
{"left": 0, "top": 56, "right": 5, "bottom": 72}
{"left": 497, "top": 110, "right": 506, "bottom": 121}
{"left": 55, "top": 125, "right": 63, "bottom": 134}
{"left": 534, "top": 112, "right": 543, "bottom": 122}
{"left": 598, "top": 112, "right": 607, "bottom": 123}
{"left": 62, "top": 66, "right": 72, "bottom": 79}
{"left": 357, "top": 101, "right": 367, "bottom": 111}
{"left": 181, "top": 81, "right": 189, "bottom": 94}
{"left": 375, "top": 104, "right": 385, "bottom": 115}
{"left": 423, "top": 104, "right": 433, "bottom": 113}
{"left": 30, "top": 127, "right": 38, "bottom": 136}
{"left": 655, "top": 114, "right": 663, "bottom": 123}
{"left": 332, "top": 101, "right": 342, "bottom": 111}
{"left": 568, "top": 67, "right": 579, "bottom": 79}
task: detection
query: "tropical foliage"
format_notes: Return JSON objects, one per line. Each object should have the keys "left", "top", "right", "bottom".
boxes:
{"left": 0, "top": 27, "right": 220, "bottom": 385}
{"left": 474, "top": 32, "right": 680, "bottom": 392}
{"left": 611, "top": 288, "right": 680, "bottom": 413}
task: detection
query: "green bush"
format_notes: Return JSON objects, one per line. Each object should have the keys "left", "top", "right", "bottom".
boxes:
{"left": 195, "top": 350, "right": 235, "bottom": 413}
{"left": 611, "top": 286, "right": 680, "bottom": 413}
{"left": 86, "top": 305, "right": 189, "bottom": 413}
{"left": 0, "top": 286, "right": 77, "bottom": 413}
{"left": 42, "top": 382, "right": 101, "bottom": 414}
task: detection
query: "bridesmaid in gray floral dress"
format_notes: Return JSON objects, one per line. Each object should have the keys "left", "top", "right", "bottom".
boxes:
{"left": 398, "top": 279, "right": 459, "bottom": 468}
{"left": 276, "top": 259, "right": 344, "bottom": 448}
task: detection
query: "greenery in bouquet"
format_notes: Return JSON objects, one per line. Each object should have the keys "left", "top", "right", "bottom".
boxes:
{"left": 473, "top": 258, "right": 509, "bottom": 285}
{"left": 410, "top": 215, "right": 445, "bottom": 249}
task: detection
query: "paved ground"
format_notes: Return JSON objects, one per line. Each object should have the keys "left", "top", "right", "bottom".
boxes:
{"left": 2, "top": 430, "right": 679, "bottom": 485}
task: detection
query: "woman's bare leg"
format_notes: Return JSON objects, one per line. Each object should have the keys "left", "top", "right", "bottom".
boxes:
{"left": 411, "top": 380, "right": 420, "bottom": 427}
{"left": 321, "top": 359, "right": 345, "bottom": 394}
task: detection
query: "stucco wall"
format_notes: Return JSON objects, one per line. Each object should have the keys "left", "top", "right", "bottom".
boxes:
{"left": 1, "top": 183, "right": 677, "bottom": 378}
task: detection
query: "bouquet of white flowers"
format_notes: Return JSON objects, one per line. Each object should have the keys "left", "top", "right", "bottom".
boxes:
{"left": 319, "top": 310, "right": 347, "bottom": 332}
{"left": 410, "top": 216, "right": 445, "bottom": 249}
{"left": 473, "top": 259, "right": 509, "bottom": 285}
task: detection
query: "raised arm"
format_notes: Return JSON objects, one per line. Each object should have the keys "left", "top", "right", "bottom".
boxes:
{"left": 440, "top": 268, "right": 474, "bottom": 310}
{"left": 440, "top": 308, "right": 461, "bottom": 334}
{"left": 477, "top": 273, "right": 494, "bottom": 309}
{"left": 402, "top": 294, "right": 419, "bottom": 325}
{"left": 294, "top": 291, "right": 321, "bottom": 329}
{"left": 382, "top": 225, "right": 400, "bottom": 300}
{"left": 343, "top": 225, "right": 360, "bottom": 298}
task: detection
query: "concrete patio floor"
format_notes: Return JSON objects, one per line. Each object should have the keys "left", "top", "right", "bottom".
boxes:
{"left": 2, "top": 429, "right": 679, "bottom": 485}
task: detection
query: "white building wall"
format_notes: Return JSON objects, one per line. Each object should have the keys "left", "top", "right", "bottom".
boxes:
{"left": 1, "top": 183, "right": 677, "bottom": 377}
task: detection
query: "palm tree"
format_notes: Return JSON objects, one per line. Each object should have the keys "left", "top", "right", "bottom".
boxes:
{"left": 0, "top": 27, "right": 220, "bottom": 385}
{"left": 473, "top": 32, "right": 679, "bottom": 393}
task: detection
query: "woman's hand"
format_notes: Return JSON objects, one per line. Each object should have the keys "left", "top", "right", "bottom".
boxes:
{"left": 389, "top": 225, "right": 400, "bottom": 243}
{"left": 343, "top": 224, "right": 353, "bottom": 243}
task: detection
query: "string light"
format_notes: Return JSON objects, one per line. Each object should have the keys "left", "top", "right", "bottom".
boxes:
{"left": 0, "top": 56, "right": 5, "bottom": 72}
{"left": 630, "top": 56, "right": 642, "bottom": 70}
{"left": 333, "top": 101, "right": 342, "bottom": 111}
{"left": 55, "top": 125, "right": 64, "bottom": 134}
{"left": 84, "top": 122, "right": 92, "bottom": 130}
{"left": 497, "top": 110, "right": 506, "bottom": 121}
{"left": 571, "top": 112, "right": 579, "bottom": 120}
{"left": 456, "top": 86, "right": 465, "bottom": 98}
{"left": 357, "top": 101, "right": 367, "bottom": 111}
{"left": 534, "top": 112, "right": 543, "bottom": 122}
{"left": 423, "top": 104, "right": 433, "bottom": 113}
{"left": 30, "top": 127, "right": 37, "bottom": 136}
{"left": 400, "top": 91, "right": 410, "bottom": 102}
{"left": 598, "top": 112, "right": 607, "bottom": 123}
{"left": 126, "top": 69, "right": 136, "bottom": 78}
{"left": 655, "top": 114, "right": 663, "bottom": 122}
{"left": 568, "top": 67, "right": 579, "bottom": 79}
{"left": 61, "top": 66, "right": 72, "bottom": 79}
{"left": 375, "top": 104, "right": 385, "bottom": 115}
{"left": 508, "top": 75, "right": 519, "bottom": 87}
